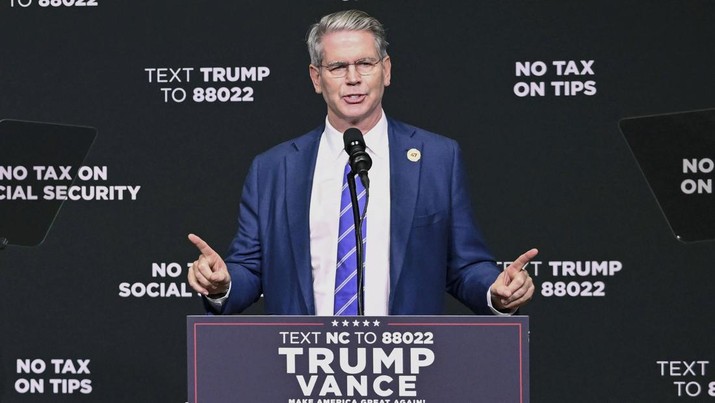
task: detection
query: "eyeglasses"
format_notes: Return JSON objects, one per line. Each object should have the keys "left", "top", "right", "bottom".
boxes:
{"left": 319, "top": 58, "right": 383, "bottom": 78}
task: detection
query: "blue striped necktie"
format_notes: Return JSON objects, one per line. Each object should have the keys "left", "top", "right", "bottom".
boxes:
{"left": 334, "top": 163, "right": 367, "bottom": 315}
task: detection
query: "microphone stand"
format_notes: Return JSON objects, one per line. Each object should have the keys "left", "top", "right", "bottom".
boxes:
{"left": 346, "top": 171, "right": 366, "bottom": 316}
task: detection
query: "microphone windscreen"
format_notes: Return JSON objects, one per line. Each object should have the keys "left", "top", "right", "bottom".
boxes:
{"left": 343, "top": 128, "right": 365, "bottom": 152}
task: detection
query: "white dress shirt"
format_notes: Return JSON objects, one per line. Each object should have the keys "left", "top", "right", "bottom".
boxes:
{"left": 310, "top": 112, "right": 391, "bottom": 316}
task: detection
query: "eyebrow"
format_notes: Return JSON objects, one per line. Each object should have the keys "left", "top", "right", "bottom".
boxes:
{"left": 325, "top": 57, "right": 379, "bottom": 66}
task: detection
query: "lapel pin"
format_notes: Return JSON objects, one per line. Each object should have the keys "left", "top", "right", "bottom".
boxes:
{"left": 407, "top": 148, "right": 421, "bottom": 162}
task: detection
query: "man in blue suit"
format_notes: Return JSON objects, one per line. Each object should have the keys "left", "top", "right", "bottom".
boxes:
{"left": 187, "top": 9, "right": 536, "bottom": 315}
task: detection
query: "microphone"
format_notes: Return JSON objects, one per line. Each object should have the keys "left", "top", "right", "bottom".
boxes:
{"left": 343, "top": 128, "right": 372, "bottom": 189}
{"left": 342, "top": 128, "right": 370, "bottom": 315}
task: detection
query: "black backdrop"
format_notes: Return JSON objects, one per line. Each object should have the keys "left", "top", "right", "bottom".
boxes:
{"left": 1, "top": 1, "right": 714, "bottom": 401}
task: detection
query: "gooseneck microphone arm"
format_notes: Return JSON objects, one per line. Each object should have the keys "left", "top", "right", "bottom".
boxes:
{"left": 346, "top": 171, "right": 367, "bottom": 315}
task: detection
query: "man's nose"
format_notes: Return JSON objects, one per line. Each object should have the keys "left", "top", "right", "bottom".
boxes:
{"left": 345, "top": 64, "right": 361, "bottom": 83}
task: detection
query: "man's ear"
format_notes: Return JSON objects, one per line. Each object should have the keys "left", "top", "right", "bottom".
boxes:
{"left": 309, "top": 64, "right": 322, "bottom": 94}
{"left": 382, "top": 56, "right": 392, "bottom": 87}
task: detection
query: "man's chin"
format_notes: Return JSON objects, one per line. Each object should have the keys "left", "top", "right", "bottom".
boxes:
{"left": 328, "top": 106, "right": 381, "bottom": 130}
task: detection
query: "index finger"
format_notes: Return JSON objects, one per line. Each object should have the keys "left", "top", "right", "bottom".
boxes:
{"left": 510, "top": 248, "right": 539, "bottom": 272}
{"left": 188, "top": 233, "right": 218, "bottom": 257}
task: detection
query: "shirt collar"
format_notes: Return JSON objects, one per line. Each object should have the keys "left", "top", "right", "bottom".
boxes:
{"left": 323, "top": 111, "right": 388, "bottom": 161}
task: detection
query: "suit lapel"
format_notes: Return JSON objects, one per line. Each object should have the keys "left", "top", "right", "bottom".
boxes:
{"left": 387, "top": 119, "right": 422, "bottom": 311}
{"left": 285, "top": 128, "right": 322, "bottom": 314}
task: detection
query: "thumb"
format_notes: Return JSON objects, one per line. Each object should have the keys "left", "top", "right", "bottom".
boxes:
{"left": 209, "top": 269, "right": 229, "bottom": 284}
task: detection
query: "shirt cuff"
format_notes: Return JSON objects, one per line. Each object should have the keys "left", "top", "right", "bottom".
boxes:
{"left": 205, "top": 281, "right": 231, "bottom": 310}
{"left": 486, "top": 288, "right": 517, "bottom": 316}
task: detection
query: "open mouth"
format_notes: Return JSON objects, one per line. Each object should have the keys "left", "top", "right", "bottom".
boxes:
{"left": 343, "top": 94, "right": 366, "bottom": 104}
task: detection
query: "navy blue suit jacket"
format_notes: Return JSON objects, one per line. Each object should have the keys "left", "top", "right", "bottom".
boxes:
{"left": 217, "top": 117, "right": 501, "bottom": 315}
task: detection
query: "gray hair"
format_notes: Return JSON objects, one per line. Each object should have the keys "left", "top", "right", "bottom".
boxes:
{"left": 306, "top": 9, "right": 389, "bottom": 66}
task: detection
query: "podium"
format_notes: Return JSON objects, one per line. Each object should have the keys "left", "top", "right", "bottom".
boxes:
{"left": 188, "top": 315, "right": 529, "bottom": 402}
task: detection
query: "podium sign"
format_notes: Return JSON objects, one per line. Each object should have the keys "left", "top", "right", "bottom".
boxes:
{"left": 188, "top": 315, "right": 529, "bottom": 403}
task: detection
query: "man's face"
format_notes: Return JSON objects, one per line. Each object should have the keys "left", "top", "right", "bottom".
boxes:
{"left": 309, "top": 30, "right": 391, "bottom": 133}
